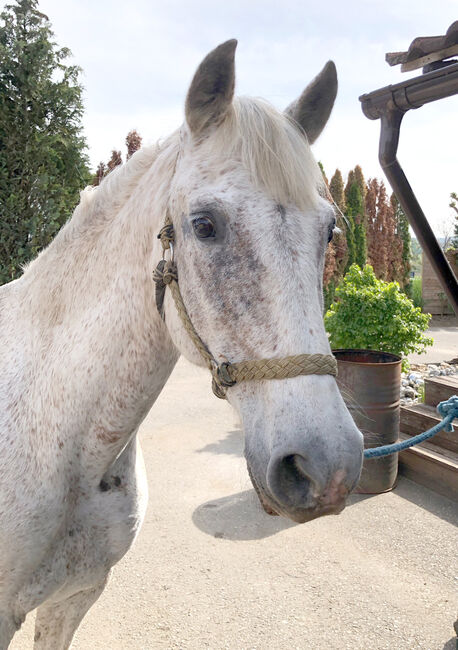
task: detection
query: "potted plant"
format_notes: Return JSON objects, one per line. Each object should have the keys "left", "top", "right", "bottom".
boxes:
{"left": 325, "top": 264, "right": 433, "bottom": 493}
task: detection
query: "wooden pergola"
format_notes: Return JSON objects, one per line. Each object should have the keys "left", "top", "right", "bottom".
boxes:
{"left": 359, "top": 21, "right": 458, "bottom": 314}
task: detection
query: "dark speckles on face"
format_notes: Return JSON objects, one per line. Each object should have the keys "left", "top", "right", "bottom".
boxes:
{"left": 171, "top": 161, "right": 329, "bottom": 365}
{"left": 277, "top": 204, "right": 286, "bottom": 221}
{"left": 98, "top": 475, "right": 122, "bottom": 492}
{"left": 99, "top": 479, "right": 110, "bottom": 492}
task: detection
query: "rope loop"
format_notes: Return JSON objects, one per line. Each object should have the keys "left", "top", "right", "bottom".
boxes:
{"left": 158, "top": 223, "right": 174, "bottom": 251}
{"left": 364, "top": 394, "right": 457, "bottom": 458}
{"left": 152, "top": 260, "right": 178, "bottom": 286}
{"left": 153, "top": 259, "right": 178, "bottom": 316}
{"left": 437, "top": 395, "right": 458, "bottom": 432}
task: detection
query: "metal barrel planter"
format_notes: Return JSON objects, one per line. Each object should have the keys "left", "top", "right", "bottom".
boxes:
{"left": 333, "top": 349, "right": 402, "bottom": 494}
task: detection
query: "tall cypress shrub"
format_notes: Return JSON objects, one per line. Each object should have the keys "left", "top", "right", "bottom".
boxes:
{"left": 391, "top": 193, "right": 411, "bottom": 289}
{"left": 0, "top": 0, "right": 90, "bottom": 283}
{"left": 346, "top": 182, "right": 367, "bottom": 268}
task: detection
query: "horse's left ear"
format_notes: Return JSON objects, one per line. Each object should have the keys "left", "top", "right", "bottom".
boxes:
{"left": 285, "top": 61, "right": 337, "bottom": 144}
{"left": 185, "top": 39, "right": 237, "bottom": 137}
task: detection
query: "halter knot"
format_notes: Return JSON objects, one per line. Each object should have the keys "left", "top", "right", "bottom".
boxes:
{"left": 437, "top": 395, "right": 458, "bottom": 432}
{"left": 152, "top": 259, "right": 178, "bottom": 317}
{"left": 153, "top": 260, "right": 178, "bottom": 285}
{"left": 158, "top": 224, "right": 175, "bottom": 251}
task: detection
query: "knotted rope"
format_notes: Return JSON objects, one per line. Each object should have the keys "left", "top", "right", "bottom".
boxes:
{"left": 364, "top": 395, "right": 458, "bottom": 458}
{"left": 153, "top": 217, "right": 337, "bottom": 399}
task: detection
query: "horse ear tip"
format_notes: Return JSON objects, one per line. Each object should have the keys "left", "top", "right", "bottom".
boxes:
{"left": 218, "top": 39, "right": 238, "bottom": 54}
{"left": 324, "top": 60, "right": 337, "bottom": 80}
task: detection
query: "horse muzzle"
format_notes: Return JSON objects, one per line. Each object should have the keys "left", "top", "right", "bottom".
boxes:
{"left": 247, "top": 445, "right": 362, "bottom": 524}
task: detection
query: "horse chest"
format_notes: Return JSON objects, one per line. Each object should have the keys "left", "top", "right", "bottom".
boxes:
{"left": 14, "top": 440, "right": 146, "bottom": 616}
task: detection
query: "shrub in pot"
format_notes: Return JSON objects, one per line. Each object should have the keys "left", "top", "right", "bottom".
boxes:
{"left": 325, "top": 265, "right": 433, "bottom": 493}
{"left": 324, "top": 264, "right": 433, "bottom": 365}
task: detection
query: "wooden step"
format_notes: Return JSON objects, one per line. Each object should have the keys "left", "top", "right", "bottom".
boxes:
{"left": 424, "top": 375, "right": 458, "bottom": 408}
{"left": 400, "top": 403, "right": 458, "bottom": 454}
{"left": 398, "top": 433, "right": 458, "bottom": 502}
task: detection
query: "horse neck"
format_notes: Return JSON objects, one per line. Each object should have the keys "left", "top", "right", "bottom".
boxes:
{"left": 18, "top": 156, "right": 180, "bottom": 461}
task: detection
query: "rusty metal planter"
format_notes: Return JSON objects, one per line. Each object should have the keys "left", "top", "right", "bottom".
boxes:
{"left": 333, "top": 349, "right": 402, "bottom": 494}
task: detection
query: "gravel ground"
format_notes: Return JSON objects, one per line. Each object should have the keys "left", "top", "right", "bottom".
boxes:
{"left": 11, "top": 359, "right": 458, "bottom": 650}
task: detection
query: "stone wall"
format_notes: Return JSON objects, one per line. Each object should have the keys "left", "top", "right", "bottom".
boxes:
{"left": 422, "top": 249, "right": 458, "bottom": 314}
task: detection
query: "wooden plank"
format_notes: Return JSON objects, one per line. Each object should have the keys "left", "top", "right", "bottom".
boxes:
{"left": 400, "top": 403, "right": 458, "bottom": 454}
{"left": 386, "top": 51, "right": 408, "bottom": 66}
{"left": 401, "top": 44, "right": 458, "bottom": 72}
{"left": 398, "top": 434, "right": 458, "bottom": 501}
{"left": 424, "top": 375, "right": 458, "bottom": 408}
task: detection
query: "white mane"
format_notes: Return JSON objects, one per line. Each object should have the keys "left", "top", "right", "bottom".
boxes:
{"left": 216, "top": 96, "right": 324, "bottom": 211}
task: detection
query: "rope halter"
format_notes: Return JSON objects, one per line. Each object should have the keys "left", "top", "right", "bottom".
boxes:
{"left": 153, "top": 215, "right": 337, "bottom": 399}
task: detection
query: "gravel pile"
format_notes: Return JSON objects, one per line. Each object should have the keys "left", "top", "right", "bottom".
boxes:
{"left": 400, "top": 361, "right": 457, "bottom": 406}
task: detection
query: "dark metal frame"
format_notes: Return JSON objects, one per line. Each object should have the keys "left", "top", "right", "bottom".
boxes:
{"left": 359, "top": 62, "right": 458, "bottom": 314}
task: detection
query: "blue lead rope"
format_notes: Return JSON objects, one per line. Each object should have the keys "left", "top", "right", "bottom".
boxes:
{"left": 364, "top": 395, "right": 458, "bottom": 459}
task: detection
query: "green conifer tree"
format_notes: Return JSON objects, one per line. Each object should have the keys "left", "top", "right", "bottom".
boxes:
{"left": 346, "top": 183, "right": 367, "bottom": 269}
{"left": 391, "top": 193, "right": 411, "bottom": 288}
{"left": 0, "top": 0, "right": 90, "bottom": 283}
{"left": 329, "top": 169, "right": 346, "bottom": 214}
{"left": 353, "top": 165, "right": 367, "bottom": 203}
{"left": 318, "top": 161, "right": 328, "bottom": 186}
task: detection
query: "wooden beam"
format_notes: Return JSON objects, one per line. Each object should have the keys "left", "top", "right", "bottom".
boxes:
{"left": 401, "top": 44, "right": 458, "bottom": 72}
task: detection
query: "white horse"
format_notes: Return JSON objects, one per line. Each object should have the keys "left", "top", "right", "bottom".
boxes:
{"left": 0, "top": 40, "right": 363, "bottom": 648}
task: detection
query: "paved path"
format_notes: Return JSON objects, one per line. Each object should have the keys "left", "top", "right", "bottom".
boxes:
{"left": 12, "top": 359, "right": 457, "bottom": 650}
{"left": 409, "top": 315, "right": 458, "bottom": 364}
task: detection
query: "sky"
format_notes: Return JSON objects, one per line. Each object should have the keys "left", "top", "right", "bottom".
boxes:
{"left": 2, "top": 0, "right": 457, "bottom": 234}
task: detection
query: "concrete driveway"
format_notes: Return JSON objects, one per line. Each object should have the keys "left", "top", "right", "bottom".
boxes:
{"left": 12, "top": 359, "right": 457, "bottom": 650}
{"left": 409, "top": 315, "right": 458, "bottom": 364}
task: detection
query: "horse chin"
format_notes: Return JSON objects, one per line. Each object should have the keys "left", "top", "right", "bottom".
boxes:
{"left": 246, "top": 462, "right": 279, "bottom": 516}
{"left": 246, "top": 461, "right": 347, "bottom": 523}
{"left": 282, "top": 501, "right": 347, "bottom": 524}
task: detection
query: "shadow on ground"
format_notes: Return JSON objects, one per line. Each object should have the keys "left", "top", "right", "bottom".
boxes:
{"left": 393, "top": 477, "right": 458, "bottom": 528}
{"left": 196, "top": 429, "right": 244, "bottom": 457}
{"left": 192, "top": 490, "right": 296, "bottom": 541}
{"left": 193, "top": 426, "right": 457, "bottom": 540}
{"left": 193, "top": 488, "right": 374, "bottom": 541}
{"left": 193, "top": 478, "right": 457, "bottom": 542}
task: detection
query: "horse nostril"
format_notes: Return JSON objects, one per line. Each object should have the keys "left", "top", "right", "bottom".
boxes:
{"left": 267, "top": 454, "right": 320, "bottom": 509}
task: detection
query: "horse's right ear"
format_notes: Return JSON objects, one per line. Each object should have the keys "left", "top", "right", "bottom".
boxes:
{"left": 185, "top": 39, "right": 237, "bottom": 137}
{"left": 285, "top": 61, "right": 338, "bottom": 144}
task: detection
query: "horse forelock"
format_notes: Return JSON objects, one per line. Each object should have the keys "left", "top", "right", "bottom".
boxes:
{"left": 198, "top": 96, "right": 324, "bottom": 213}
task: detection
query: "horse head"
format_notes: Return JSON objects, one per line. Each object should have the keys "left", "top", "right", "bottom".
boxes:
{"left": 163, "top": 40, "right": 363, "bottom": 523}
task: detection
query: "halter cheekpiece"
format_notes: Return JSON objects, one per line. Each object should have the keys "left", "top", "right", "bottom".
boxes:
{"left": 153, "top": 214, "right": 338, "bottom": 399}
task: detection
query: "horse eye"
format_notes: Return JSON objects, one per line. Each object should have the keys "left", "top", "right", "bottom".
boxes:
{"left": 327, "top": 218, "right": 336, "bottom": 244}
{"left": 192, "top": 215, "right": 216, "bottom": 239}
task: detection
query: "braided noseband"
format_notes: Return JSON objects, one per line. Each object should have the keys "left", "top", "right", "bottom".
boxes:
{"left": 153, "top": 214, "right": 337, "bottom": 399}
